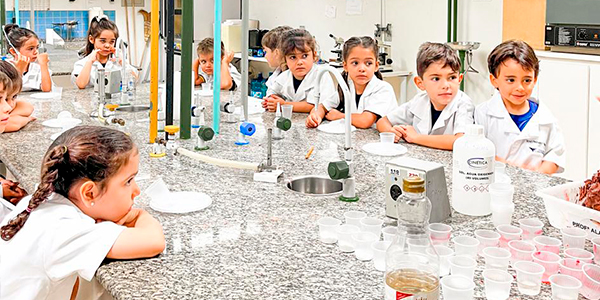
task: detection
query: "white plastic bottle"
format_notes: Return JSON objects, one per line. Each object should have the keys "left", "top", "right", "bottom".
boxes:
{"left": 452, "top": 124, "right": 496, "bottom": 216}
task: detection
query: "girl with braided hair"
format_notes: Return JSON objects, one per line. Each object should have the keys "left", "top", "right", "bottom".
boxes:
{"left": 0, "top": 126, "right": 165, "bottom": 300}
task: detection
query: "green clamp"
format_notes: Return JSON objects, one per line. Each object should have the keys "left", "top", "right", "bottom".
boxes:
{"left": 328, "top": 161, "right": 349, "bottom": 180}
{"left": 197, "top": 126, "right": 215, "bottom": 141}
{"left": 276, "top": 117, "right": 292, "bottom": 131}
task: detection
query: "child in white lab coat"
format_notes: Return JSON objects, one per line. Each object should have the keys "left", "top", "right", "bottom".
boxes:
{"left": 306, "top": 36, "right": 397, "bottom": 128}
{"left": 0, "top": 126, "right": 165, "bottom": 300}
{"left": 4, "top": 24, "right": 53, "bottom": 92}
{"left": 72, "top": 16, "right": 136, "bottom": 89}
{"left": 262, "top": 25, "right": 292, "bottom": 91}
{"left": 475, "top": 40, "right": 565, "bottom": 174}
{"left": 0, "top": 61, "right": 35, "bottom": 132}
{"left": 264, "top": 28, "right": 336, "bottom": 113}
{"left": 193, "top": 37, "right": 241, "bottom": 91}
{"left": 377, "top": 42, "right": 474, "bottom": 150}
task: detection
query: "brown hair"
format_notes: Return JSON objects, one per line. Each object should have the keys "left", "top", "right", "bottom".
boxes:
{"left": 197, "top": 38, "right": 225, "bottom": 58}
{"left": 0, "top": 126, "right": 136, "bottom": 241}
{"left": 416, "top": 42, "right": 461, "bottom": 78}
{"left": 488, "top": 39, "right": 539, "bottom": 78}
{"left": 83, "top": 16, "right": 119, "bottom": 57}
{"left": 337, "top": 36, "right": 383, "bottom": 104}
{"left": 4, "top": 24, "right": 38, "bottom": 53}
{"left": 280, "top": 28, "right": 317, "bottom": 57}
{"left": 0, "top": 61, "right": 22, "bottom": 94}
{"left": 0, "top": 68, "right": 14, "bottom": 94}
{"left": 261, "top": 25, "right": 292, "bottom": 50}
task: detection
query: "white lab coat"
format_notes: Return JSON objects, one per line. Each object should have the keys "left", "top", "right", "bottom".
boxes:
{"left": 474, "top": 92, "right": 566, "bottom": 173}
{"left": 266, "top": 64, "right": 337, "bottom": 105}
{"left": 197, "top": 63, "right": 242, "bottom": 91}
{"left": 265, "top": 67, "right": 283, "bottom": 91}
{"left": 10, "top": 61, "right": 54, "bottom": 92}
{"left": 0, "top": 193, "right": 125, "bottom": 300}
{"left": 321, "top": 76, "right": 397, "bottom": 118}
{"left": 386, "top": 90, "right": 475, "bottom": 135}
{"left": 71, "top": 53, "right": 137, "bottom": 89}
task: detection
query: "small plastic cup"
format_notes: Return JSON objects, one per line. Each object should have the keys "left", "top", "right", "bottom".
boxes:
{"left": 564, "top": 248, "right": 594, "bottom": 263}
{"left": 144, "top": 177, "right": 171, "bottom": 199}
{"left": 382, "top": 226, "right": 397, "bottom": 242}
{"left": 316, "top": 217, "right": 341, "bottom": 244}
{"left": 483, "top": 247, "right": 511, "bottom": 271}
{"left": 508, "top": 240, "right": 536, "bottom": 264}
{"left": 343, "top": 211, "right": 366, "bottom": 227}
{"left": 490, "top": 202, "right": 515, "bottom": 227}
{"left": 533, "top": 235, "right": 562, "bottom": 254}
{"left": 440, "top": 275, "right": 475, "bottom": 300}
{"left": 496, "top": 224, "right": 522, "bottom": 248}
{"left": 549, "top": 274, "right": 582, "bottom": 300}
{"left": 475, "top": 229, "right": 501, "bottom": 255}
{"left": 593, "top": 237, "right": 600, "bottom": 264}
{"left": 359, "top": 217, "right": 383, "bottom": 238}
{"left": 519, "top": 218, "right": 544, "bottom": 240}
{"left": 429, "top": 223, "right": 452, "bottom": 246}
{"left": 407, "top": 237, "right": 429, "bottom": 254}
{"left": 483, "top": 269, "right": 513, "bottom": 300}
{"left": 351, "top": 232, "right": 379, "bottom": 261}
{"left": 559, "top": 258, "right": 585, "bottom": 281}
{"left": 581, "top": 263, "right": 600, "bottom": 300}
{"left": 562, "top": 227, "right": 587, "bottom": 249}
{"left": 489, "top": 182, "right": 515, "bottom": 204}
{"left": 495, "top": 161, "right": 506, "bottom": 174}
{"left": 281, "top": 104, "right": 293, "bottom": 119}
{"left": 379, "top": 132, "right": 394, "bottom": 144}
{"left": 371, "top": 241, "right": 391, "bottom": 271}
{"left": 452, "top": 236, "right": 479, "bottom": 258}
{"left": 514, "top": 261, "right": 546, "bottom": 296}
{"left": 449, "top": 255, "right": 477, "bottom": 281}
{"left": 426, "top": 245, "right": 454, "bottom": 276}
{"left": 336, "top": 224, "right": 360, "bottom": 253}
{"left": 532, "top": 250, "right": 561, "bottom": 282}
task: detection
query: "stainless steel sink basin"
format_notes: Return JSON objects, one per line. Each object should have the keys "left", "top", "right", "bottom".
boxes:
{"left": 116, "top": 105, "right": 151, "bottom": 112}
{"left": 285, "top": 175, "right": 342, "bottom": 196}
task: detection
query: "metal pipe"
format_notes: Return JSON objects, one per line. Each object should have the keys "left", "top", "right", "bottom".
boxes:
{"left": 165, "top": 0, "right": 175, "bottom": 126}
{"left": 149, "top": 0, "right": 159, "bottom": 143}
{"left": 266, "top": 128, "right": 272, "bottom": 167}
{"left": 213, "top": 0, "right": 222, "bottom": 134}
{"left": 452, "top": 0, "right": 458, "bottom": 42}
{"left": 241, "top": 0, "right": 249, "bottom": 121}
{"left": 1, "top": 0, "right": 6, "bottom": 54}
{"left": 180, "top": 0, "right": 193, "bottom": 139}
{"left": 447, "top": 0, "right": 452, "bottom": 43}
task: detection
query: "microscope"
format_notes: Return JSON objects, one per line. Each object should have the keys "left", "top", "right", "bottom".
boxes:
{"left": 374, "top": 24, "right": 393, "bottom": 73}
{"left": 328, "top": 34, "right": 344, "bottom": 68}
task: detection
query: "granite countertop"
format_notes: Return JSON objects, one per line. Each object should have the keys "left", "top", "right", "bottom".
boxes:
{"left": 0, "top": 85, "right": 580, "bottom": 299}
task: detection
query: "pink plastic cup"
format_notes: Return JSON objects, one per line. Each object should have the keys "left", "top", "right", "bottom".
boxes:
{"left": 429, "top": 223, "right": 452, "bottom": 246}
{"left": 508, "top": 240, "right": 536, "bottom": 265}
{"left": 559, "top": 258, "right": 585, "bottom": 282}
{"left": 519, "top": 218, "right": 544, "bottom": 240}
{"left": 581, "top": 263, "right": 600, "bottom": 300}
{"left": 532, "top": 250, "right": 561, "bottom": 283}
{"left": 533, "top": 235, "right": 562, "bottom": 255}
{"left": 564, "top": 248, "right": 594, "bottom": 263}
{"left": 497, "top": 224, "right": 522, "bottom": 248}
{"left": 592, "top": 237, "right": 600, "bottom": 264}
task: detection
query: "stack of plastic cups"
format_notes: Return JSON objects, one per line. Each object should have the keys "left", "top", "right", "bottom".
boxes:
{"left": 495, "top": 162, "right": 512, "bottom": 184}
{"left": 489, "top": 183, "right": 515, "bottom": 227}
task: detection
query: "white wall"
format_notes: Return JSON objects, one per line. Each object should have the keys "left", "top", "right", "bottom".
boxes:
{"left": 249, "top": 0, "right": 503, "bottom": 104}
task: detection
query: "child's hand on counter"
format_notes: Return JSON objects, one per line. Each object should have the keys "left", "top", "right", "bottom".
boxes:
{"left": 263, "top": 95, "right": 285, "bottom": 112}
{"left": 390, "top": 125, "right": 405, "bottom": 143}
{"left": 306, "top": 110, "right": 322, "bottom": 128}
{"left": 325, "top": 109, "right": 344, "bottom": 121}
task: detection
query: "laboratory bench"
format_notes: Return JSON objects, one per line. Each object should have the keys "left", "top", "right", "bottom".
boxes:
{"left": 0, "top": 85, "right": 577, "bottom": 299}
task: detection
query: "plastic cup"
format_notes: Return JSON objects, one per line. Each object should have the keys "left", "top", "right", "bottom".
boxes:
{"left": 351, "top": 232, "right": 378, "bottom": 261}
{"left": 429, "top": 223, "right": 452, "bottom": 246}
{"left": 449, "top": 255, "right": 477, "bottom": 281}
{"left": 379, "top": 132, "right": 394, "bottom": 144}
{"left": 407, "top": 237, "right": 429, "bottom": 254}
{"left": 532, "top": 250, "right": 561, "bottom": 282}
{"left": 508, "top": 240, "right": 536, "bottom": 264}
{"left": 593, "top": 237, "right": 600, "bottom": 264}
{"left": 490, "top": 202, "right": 515, "bottom": 227}
{"left": 519, "top": 218, "right": 544, "bottom": 240}
{"left": 533, "top": 235, "right": 562, "bottom": 254}
{"left": 514, "top": 261, "right": 546, "bottom": 296}
{"left": 316, "top": 217, "right": 341, "bottom": 244}
{"left": 441, "top": 275, "right": 475, "bottom": 300}
{"left": 549, "top": 274, "right": 582, "bottom": 300}
{"left": 564, "top": 248, "right": 594, "bottom": 263}
{"left": 343, "top": 211, "right": 366, "bottom": 227}
{"left": 496, "top": 224, "right": 522, "bottom": 248}
{"left": 475, "top": 229, "right": 501, "bottom": 255}
{"left": 335, "top": 224, "right": 360, "bottom": 253}
{"left": 452, "top": 236, "right": 479, "bottom": 258}
{"left": 489, "top": 182, "right": 515, "bottom": 204}
{"left": 371, "top": 241, "right": 391, "bottom": 271}
{"left": 281, "top": 104, "right": 293, "bottom": 119}
{"left": 562, "top": 227, "right": 587, "bottom": 249}
{"left": 483, "top": 269, "right": 513, "bottom": 300}
{"left": 359, "top": 217, "right": 383, "bottom": 238}
{"left": 559, "top": 258, "right": 585, "bottom": 281}
{"left": 382, "top": 226, "right": 397, "bottom": 242}
{"left": 483, "top": 247, "right": 511, "bottom": 271}
{"left": 426, "top": 245, "right": 454, "bottom": 276}
{"left": 144, "top": 177, "right": 171, "bottom": 200}
{"left": 495, "top": 161, "right": 506, "bottom": 174}
{"left": 581, "top": 263, "right": 600, "bottom": 300}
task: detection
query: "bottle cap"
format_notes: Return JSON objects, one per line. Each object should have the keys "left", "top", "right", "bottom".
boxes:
{"left": 403, "top": 176, "right": 425, "bottom": 193}
{"left": 465, "top": 124, "right": 484, "bottom": 136}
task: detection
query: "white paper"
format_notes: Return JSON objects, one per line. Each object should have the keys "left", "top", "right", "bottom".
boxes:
{"left": 346, "top": 0, "right": 363, "bottom": 15}
{"left": 325, "top": 5, "right": 337, "bottom": 19}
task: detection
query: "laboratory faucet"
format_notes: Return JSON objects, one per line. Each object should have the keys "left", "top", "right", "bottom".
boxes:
{"left": 312, "top": 65, "right": 359, "bottom": 202}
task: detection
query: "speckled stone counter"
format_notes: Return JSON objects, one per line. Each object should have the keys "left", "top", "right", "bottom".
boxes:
{"left": 0, "top": 85, "right": 581, "bottom": 299}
